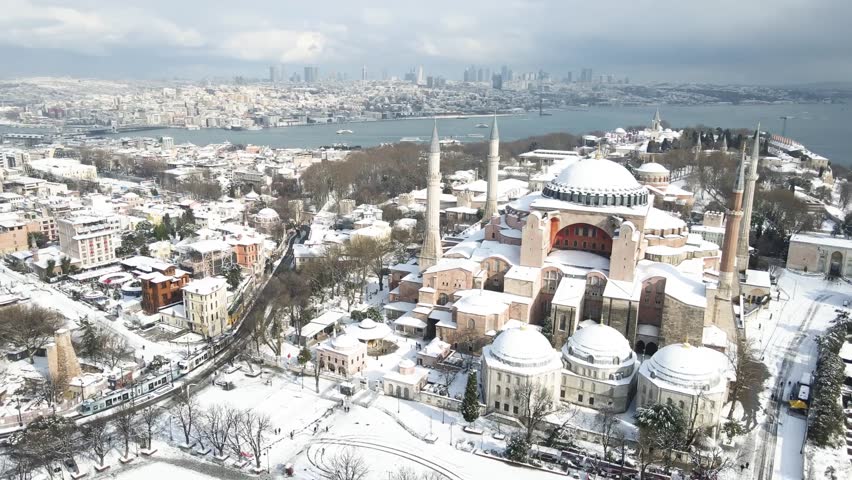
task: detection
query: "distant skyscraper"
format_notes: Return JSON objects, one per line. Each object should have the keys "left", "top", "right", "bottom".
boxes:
{"left": 492, "top": 74, "right": 502, "bottom": 90}
{"left": 269, "top": 66, "right": 275, "bottom": 83}
{"left": 416, "top": 66, "right": 425, "bottom": 85}
{"left": 361, "top": 65, "right": 368, "bottom": 81}
{"left": 501, "top": 65, "right": 509, "bottom": 82}
{"left": 303, "top": 66, "right": 319, "bottom": 83}
{"left": 566, "top": 72, "right": 572, "bottom": 83}
{"left": 381, "top": 68, "right": 388, "bottom": 81}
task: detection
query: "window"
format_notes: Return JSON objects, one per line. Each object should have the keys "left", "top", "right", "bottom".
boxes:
{"left": 589, "top": 397, "right": 594, "bottom": 406}
{"left": 503, "top": 403, "right": 509, "bottom": 412}
{"left": 513, "top": 406, "right": 519, "bottom": 415}
{"left": 578, "top": 393, "right": 583, "bottom": 402}
{"left": 678, "top": 400, "right": 685, "bottom": 409}
{"left": 506, "top": 388, "right": 510, "bottom": 398}
{"left": 495, "top": 401, "right": 500, "bottom": 409}
{"left": 496, "top": 385, "right": 501, "bottom": 395}
{"left": 560, "top": 389, "right": 565, "bottom": 398}
{"left": 497, "top": 373, "right": 502, "bottom": 381}
{"left": 559, "top": 315, "right": 566, "bottom": 331}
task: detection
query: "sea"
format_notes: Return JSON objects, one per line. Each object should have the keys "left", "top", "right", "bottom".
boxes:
{"left": 5, "top": 103, "right": 851, "bottom": 165}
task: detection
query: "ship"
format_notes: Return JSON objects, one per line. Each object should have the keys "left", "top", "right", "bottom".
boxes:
{"left": 467, "top": 133, "right": 485, "bottom": 138}
{"left": 475, "top": 123, "right": 489, "bottom": 128}
{"left": 336, "top": 129, "right": 354, "bottom": 134}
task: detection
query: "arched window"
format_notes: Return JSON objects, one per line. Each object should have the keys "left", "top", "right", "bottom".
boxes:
{"left": 467, "top": 318, "right": 475, "bottom": 330}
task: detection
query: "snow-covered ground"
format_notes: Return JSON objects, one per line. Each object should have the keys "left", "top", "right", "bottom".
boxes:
{"left": 740, "top": 270, "right": 851, "bottom": 479}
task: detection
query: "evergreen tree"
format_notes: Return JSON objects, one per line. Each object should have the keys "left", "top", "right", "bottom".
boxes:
{"left": 461, "top": 371, "right": 480, "bottom": 423}
{"left": 541, "top": 315, "right": 554, "bottom": 347}
{"left": 505, "top": 433, "right": 531, "bottom": 462}
{"left": 297, "top": 346, "right": 312, "bottom": 366}
{"left": 79, "top": 317, "right": 102, "bottom": 361}
{"left": 224, "top": 264, "right": 243, "bottom": 290}
{"left": 162, "top": 213, "right": 174, "bottom": 237}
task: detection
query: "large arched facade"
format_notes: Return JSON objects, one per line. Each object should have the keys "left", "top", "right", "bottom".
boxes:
{"left": 551, "top": 223, "right": 613, "bottom": 257}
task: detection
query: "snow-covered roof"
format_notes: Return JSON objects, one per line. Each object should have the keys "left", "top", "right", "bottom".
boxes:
{"left": 743, "top": 270, "right": 771, "bottom": 289}
{"left": 563, "top": 322, "right": 634, "bottom": 365}
{"left": 636, "top": 162, "right": 669, "bottom": 174}
{"left": 393, "top": 315, "right": 427, "bottom": 329}
{"left": 484, "top": 325, "right": 562, "bottom": 374}
{"left": 790, "top": 232, "right": 852, "bottom": 250}
{"left": 639, "top": 342, "right": 730, "bottom": 395}
{"left": 545, "top": 158, "right": 645, "bottom": 197}
{"left": 183, "top": 277, "right": 226, "bottom": 295}
{"left": 645, "top": 207, "right": 686, "bottom": 231}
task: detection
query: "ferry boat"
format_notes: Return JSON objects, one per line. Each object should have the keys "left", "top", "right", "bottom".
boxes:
{"left": 475, "top": 123, "right": 489, "bottom": 128}
{"left": 186, "top": 125, "right": 200, "bottom": 131}
{"left": 467, "top": 133, "right": 485, "bottom": 138}
{"left": 336, "top": 129, "right": 354, "bottom": 134}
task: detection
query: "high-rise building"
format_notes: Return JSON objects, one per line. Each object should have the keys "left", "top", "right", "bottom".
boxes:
{"left": 269, "top": 66, "right": 276, "bottom": 83}
{"left": 426, "top": 76, "right": 434, "bottom": 88}
{"left": 492, "top": 74, "right": 503, "bottom": 90}
{"left": 361, "top": 65, "right": 368, "bottom": 81}
{"left": 566, "top": 72, "right": 573, "bottom": 83}
{"left": 501, "top": 65, "right": 509, "bottom": 82}
{"left": 416, "top": 65, "right": 425, "bottom": 85}
{"left": 304, "top": 66, "right": 319, "bottom": 83}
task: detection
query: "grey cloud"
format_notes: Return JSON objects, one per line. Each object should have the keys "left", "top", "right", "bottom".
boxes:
{"left": 0, "top": 0, "right": 850, "bottom": 83}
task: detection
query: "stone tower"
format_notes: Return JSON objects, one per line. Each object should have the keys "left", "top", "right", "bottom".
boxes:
{"left": 720, "top": 134, "right": 728, "bottom": 153}
{"left": 419, "top": 121, "right": 443, "bottom": 272}
{"left": 46, "top": 328, "right": 82, "bottom": 386}
{"left": 736, "top": 124, "right": 760, "bottom": 273}
{"left": 718, "top": 150, "right": 746, "bottom": 299}
{"left": 483, "top": 115, "right": 500, "bottom": 220}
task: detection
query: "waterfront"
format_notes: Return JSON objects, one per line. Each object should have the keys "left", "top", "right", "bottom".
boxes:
{"left": 4, "top": 103, "right": 851, "bottom": 165}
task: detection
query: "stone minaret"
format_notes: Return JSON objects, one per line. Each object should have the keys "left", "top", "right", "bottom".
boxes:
{"left": 718, "top": 150, "right": 746, "bottom": 299}
{"left": 720, "top": 134, "right": 728, "bottom": 153}
{"left": 483, "top": 115, "right": 500, "bottom": 220}
{"left": 693, "top": 132, "right": 703, "bottom": 162}
{"left": 419, "top": 121, "right": 443, "bottom": 272}
{"left": 736, "top": 124, "right": 760, "bottom": 272}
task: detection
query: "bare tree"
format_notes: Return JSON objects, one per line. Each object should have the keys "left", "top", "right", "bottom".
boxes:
{"left": 39, "top": 375, "right": 64, "bottom": 414}
{"left": 690, "top": 446, "right": 737, "bottom": 479}
{"left": 726, "top": 339, "right": 767, "bottom": 422}
{"left": 139, "top": 405, "right": 163, "bottom": 450}
{"left": 323, "top": 448, "right": 370, "bottom": 480}
{"left": 391, "top": 467, "right": 449, "bottom": 480}
{"left": 595, "top": 407, "right": 623, "bottom": 462}
{"left": 114, "top": 403, "right": 138, "bottom": 459}
{"left": 0, "top": 304, "right": 64, "bottom": 363}
{"left": 238, "top": 410, "right": 272, "bottom": 470}
{"left": 199, "top": 405, "right": 239, "bottom": 458}
{"left": 101, "top": 335, "right": 132, "bottom": 369}
{"left": 516, "top": 381, "right": 562, "bottom": 442}
{"left": 171, "top": 390, "right": 198, "bottom": 446}
{"left": 436, "top": 366, "right": 460, "bottom": 396}
{"left": 81, "top": 417, "right": 113, "bottom": 467}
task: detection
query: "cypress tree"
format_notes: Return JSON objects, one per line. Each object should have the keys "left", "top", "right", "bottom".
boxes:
{"left": 461, "top": 371, "right": 480, "bottom": 423}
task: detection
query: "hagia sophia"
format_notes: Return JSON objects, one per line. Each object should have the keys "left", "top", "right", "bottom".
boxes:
{"left": 388, "top": 113, "right": 759, "bottom": 430}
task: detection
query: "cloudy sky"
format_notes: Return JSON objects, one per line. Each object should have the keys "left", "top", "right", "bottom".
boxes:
{"left": 1, "top": 0, "right": 850, "bottom": 84}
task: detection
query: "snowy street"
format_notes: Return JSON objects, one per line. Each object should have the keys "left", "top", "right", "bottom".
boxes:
{"left": 740, "top": 271, "right": 850, "bottom": 479}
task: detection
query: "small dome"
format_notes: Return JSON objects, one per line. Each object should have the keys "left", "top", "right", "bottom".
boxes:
{"left": 256, "top": 208, "right": 279, "bottom": 219}
{"left": 614, "top": 127, "right": 627, "bottom": 134}
{"left": 399, "top": 359, "right": 415, "bottom": 369}
{"left": 489, "top": 325, "right": 556, "bottom": 368}
{"left": 359, "top": 318, "right": 377, "bottom": 329}
{"left": 642, "top": 343, "right": 728, "bottom": 391}
{"left": 636, "top": 162, "right": 669, "bottom": 174}
{"left": 245, "top": 189, "right": 260, "bottom": 200}
{"left": 563, "top": 323, "right": 633, "bottom": 364}
{"left": 331, "top": 334, "right": 359, "bottom": 351}
{"left": 543, "top": 158, "right": 648, "bottom": 206}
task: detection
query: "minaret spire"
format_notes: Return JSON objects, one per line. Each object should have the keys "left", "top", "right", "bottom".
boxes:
{"left": 736, "top": 123, "right": 761, "bottom": 272}
{"left": 483, "top": 114, "right": 500, "bottom": 220}
{"left": 420, "top": 120, "right": 443, "bottom": 272}
{"left": 720, "top": 133, "right": 728, "bottom": 153}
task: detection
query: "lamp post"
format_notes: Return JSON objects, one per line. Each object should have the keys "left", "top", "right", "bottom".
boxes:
{"left": 15, "top": 400, "right": 22, "bottom": 427}
{"left": 449, "top": 421, "right": 454, "bottom": 446}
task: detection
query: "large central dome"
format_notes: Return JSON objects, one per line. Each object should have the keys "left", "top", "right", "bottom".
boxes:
{"left": 543, "top": 158, "right": 648, "bottom": 207}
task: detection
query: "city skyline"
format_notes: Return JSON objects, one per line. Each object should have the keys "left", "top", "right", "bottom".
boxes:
{"left": 1, "top": 0, "right": 851, "bottom": 84}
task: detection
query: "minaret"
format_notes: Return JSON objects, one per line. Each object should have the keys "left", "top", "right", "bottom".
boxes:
{"left": 693, "top": 132, "right": 703, "bottom": 162}
{"left": 419, "top": 121, "right": 443, "bottom": 272}
{"left": 651, "top": 108, "right": 662, "bottom": 131}
{"left": 736, "top": 124, "right": 760, "bottom": 272}
{"left": 483, "top": 115, "right": 500, "bottom": 220}
{"left": 720, "top": 134, "right": 728, "bottom": 153}
{"left": 718, "top": 150, "right": 746, "bottom": 298}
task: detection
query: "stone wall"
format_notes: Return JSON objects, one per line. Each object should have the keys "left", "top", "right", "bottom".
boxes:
{"left": 659, "top": 296, "right": 704, "bottom": 347}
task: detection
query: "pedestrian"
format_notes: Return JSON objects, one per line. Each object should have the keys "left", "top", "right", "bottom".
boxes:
{"left": 325, "top": 426, "right": 329, "bottom": 432}
{"left": 746, "top": 462, "right": 750, "bottom": 469}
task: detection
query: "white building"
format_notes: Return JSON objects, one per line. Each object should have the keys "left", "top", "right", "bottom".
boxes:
{"left": 182, "top": 277, "right": 229, "bottom": 338}
{"left": 787, "top": 232, "right": 852, "bottom": 278}
{"left": 481, "top": 325, "right": 562, "bottom": 417}
{"left": 637, "top": 342, "right": 732, "bottom": 432}
{"left": 317, "top": 334, "right": 367, "bottom": 378}
{"left": 559, "top": 322, "right": 639, "bottom": 412}
{"left": 27, "top": 158, "right": 98, "bottom": 181}
{"left": 57, "top": 215, "right": 117, "bottom": 269}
